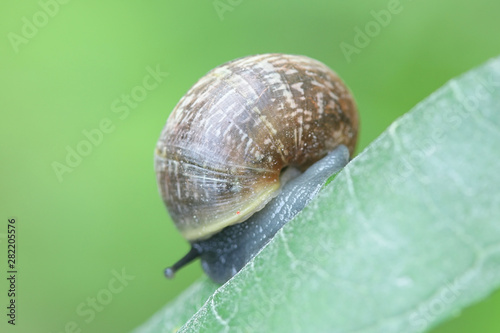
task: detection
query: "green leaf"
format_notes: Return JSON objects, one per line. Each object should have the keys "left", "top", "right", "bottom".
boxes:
{"left": 134, "top": 56, "right": 500, "bottom": 333}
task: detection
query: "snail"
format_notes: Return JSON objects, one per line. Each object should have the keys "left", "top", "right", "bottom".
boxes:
{"left": 155, "top": 53, "right": 359, "bottom": 284}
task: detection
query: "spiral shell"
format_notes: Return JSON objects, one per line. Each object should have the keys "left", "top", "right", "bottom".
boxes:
{"left": 155, "top": 54, "right": 358, "bottom": 241}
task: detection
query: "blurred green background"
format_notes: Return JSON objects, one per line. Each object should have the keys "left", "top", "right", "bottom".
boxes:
{"left": 1, "top": 0, "right": 500, "bottom": 332}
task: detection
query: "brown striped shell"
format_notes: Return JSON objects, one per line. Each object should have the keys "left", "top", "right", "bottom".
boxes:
{"left": 155, "top": 54, "right": 358, "bottom": 241}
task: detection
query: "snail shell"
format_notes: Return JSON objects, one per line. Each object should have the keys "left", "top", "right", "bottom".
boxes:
{"left": 155, "top": 53, "right": 358, "bottom": 241}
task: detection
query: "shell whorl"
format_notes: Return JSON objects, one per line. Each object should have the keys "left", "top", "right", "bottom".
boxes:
{"left": 155, "top": 54, "right": 358, "bottom": 241}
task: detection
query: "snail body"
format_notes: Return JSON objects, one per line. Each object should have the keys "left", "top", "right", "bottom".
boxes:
{"left": 155, "top": 53, "right": 358, "bottom": 283}
{"left": 192, "top": 145, "right": 349, "bottom": 283}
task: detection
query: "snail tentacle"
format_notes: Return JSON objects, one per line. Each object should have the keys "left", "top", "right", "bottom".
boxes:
{"left": 164, "top": 246, "right": 201, "bottom": 279}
